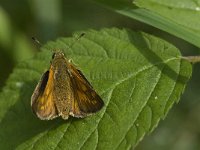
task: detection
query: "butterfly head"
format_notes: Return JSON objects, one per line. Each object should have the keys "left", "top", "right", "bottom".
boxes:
{"left": 52, "top": 51, "right": 65, "bottom": 60}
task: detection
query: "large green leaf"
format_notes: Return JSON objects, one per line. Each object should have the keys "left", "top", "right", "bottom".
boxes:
{"left": 0, "top": 28, "right": 192, "bottom": 149}
{"left": 93, "top": 0, "right": 200, "bottom": 48}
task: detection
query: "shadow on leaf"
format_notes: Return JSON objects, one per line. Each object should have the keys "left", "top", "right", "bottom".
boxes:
{"left": 127, "top": 31, "right": 190, "bottom": 84}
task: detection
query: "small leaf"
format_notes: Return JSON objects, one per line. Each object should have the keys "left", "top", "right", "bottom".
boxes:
{"left": 0, "top": 28, "right": 192, "bottom": 149}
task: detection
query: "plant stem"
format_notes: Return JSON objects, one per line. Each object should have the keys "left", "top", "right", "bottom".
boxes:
{"left": 182, "top": 56, "right": 200, "bottom": 64}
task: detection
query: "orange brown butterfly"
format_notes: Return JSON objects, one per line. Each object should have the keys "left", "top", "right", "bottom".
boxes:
{"left": 31, "top": 39, "right": 104, "bottom": 120}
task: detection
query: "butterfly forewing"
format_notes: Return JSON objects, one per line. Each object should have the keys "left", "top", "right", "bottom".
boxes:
{"left": 68, "top": 63, "right": 104, "bottom": 117}
{"left": 31, "top": 69, "right": 58, "bottom": 120}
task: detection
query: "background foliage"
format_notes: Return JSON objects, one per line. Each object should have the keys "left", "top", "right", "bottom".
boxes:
{"left": 0, "top": 0, "right": 200, "bottom": 149}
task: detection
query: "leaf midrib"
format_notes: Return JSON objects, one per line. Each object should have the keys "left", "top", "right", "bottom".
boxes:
{"left": 138, "top": 0, "right": 199, "bottom": 11}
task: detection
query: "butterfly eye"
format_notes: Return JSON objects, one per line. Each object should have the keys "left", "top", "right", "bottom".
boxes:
{"left": 52, "top": 53, "right": 56, "bottom": 59}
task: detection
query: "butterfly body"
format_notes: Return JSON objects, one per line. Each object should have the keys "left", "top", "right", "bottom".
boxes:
{"left": 51, "top": 52, "right": 73, "bottom": 119}
{"left": 31, "top": 51, "right": 104, "bottom": 120}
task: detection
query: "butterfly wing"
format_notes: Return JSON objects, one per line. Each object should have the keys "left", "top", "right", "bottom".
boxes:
{"left": 31, "top": 69, "right": 58, "bottom": 120}
{"left": 68, "top": 63, "right": 104, "bottom": 117}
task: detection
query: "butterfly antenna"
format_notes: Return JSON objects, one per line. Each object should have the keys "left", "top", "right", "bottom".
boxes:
{"left": 68, "top": 33, "right": 85, "bottom": 49}
{"left": 32, "top": 37, "right": 42, "bottom": 48}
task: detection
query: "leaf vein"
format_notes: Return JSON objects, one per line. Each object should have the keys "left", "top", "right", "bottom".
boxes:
{"left": 78, "top": 89, "right": 114, "bottom": 149}
{"left": 115, "top": 63, "right": 164, "bottom": 149}
{"left": 30, "top": 121, "right": 60, "bottom": 150}
{"left": 54, "top": 120, "right": 72, "bottom": 150}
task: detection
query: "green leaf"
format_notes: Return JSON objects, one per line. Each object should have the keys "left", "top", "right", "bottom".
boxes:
{"left": 135, "top": 0, "right": 200, "bottom": 32}
{"left": 0, "top": 28, "right": 192, "bottom": 149}
{"left": 93, "top": 0, "right": 200, "bottom": 47}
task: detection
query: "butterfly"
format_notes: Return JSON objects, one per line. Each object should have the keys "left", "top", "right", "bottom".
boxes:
{"left": 31, "top": 51, "right": 104, "bottom": 120}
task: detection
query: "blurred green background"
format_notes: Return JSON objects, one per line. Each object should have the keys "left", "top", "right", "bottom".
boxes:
{"left": 0, "top": 0, "right": 200, "bottom": 149}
